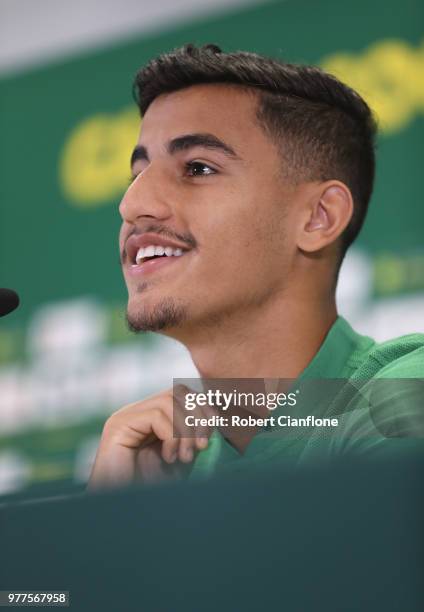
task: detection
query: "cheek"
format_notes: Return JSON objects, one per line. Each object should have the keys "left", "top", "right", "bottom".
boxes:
{"left": 185, "top": 183, "right": 288, "bottom": 276}
{"left": 193, "top": 220, "right": 266, "bottom": 283}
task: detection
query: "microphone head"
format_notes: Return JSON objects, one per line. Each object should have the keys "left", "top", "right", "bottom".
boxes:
{"left": 0, "top": 288, "right": 20, "bottom": 317}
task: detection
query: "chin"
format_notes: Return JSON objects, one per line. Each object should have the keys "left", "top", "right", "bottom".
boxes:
{"left": 126, "top": 296, "right": 187, "bottom": 333}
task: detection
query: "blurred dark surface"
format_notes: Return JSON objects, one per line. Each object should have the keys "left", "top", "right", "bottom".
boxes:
{"left": 0, "top": 454, "right": 423, "bottom": 611}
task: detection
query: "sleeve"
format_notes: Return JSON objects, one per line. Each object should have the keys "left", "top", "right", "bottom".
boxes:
{"left": 331, "top": 377, "right": 424, "bottom": 460}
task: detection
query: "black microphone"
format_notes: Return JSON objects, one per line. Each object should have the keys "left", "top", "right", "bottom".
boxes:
{"left": 0, "top": 288, "right": 20, "bottom": 317}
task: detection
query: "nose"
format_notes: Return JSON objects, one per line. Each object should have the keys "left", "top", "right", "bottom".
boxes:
{"left": 119, "top": 162, "right": 173, "bottom": 224}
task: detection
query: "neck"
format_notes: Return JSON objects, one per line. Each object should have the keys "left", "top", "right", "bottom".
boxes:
{"left": 172, "top": 290, "right": 338, "bottom": 380}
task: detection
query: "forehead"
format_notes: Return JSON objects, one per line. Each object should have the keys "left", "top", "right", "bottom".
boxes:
{"left": 138, "top": 84, "right": 266, "bottom": 150}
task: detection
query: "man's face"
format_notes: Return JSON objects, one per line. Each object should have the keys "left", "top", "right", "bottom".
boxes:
{"left": 119, "top": 84, "right": 300, "bottom": 337}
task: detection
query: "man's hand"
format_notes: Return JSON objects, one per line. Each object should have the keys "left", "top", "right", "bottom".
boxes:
{"left": 88, "top": 386, "right": 209, "bottom": 490}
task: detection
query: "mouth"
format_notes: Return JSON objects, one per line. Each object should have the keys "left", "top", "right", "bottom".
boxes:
{"left": 135, "top": 244, "right": 184, "bottom": 264}
{"left": 125, "top": 234, "right": 193, "bottom": 278}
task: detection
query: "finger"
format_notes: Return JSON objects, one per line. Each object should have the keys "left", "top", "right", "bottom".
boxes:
{"left": 138, "top": 442, "right": 184, "bottom": 482}
{"left": 195, "top": 436, "right": 209, "bottom": 451}
{"left": 198, "top": 401, "right": 220, "bottom": 439}
{"left": 163, "top": 390, "right": 211, "bottom": 454}
{"left": 161, "top": 437, "right": 179, "bottom": 464}
{"left": 137, "top": 443, "right": 167, "bottom": 483}
{"left": 162, "top": 392, "right": 190, "bottom": 462}
{"left": 170, "top": 395, "right": 191, "bottom": 438}
{"left": 194, "top": 407, "right": 213, "bottom": 441}
{"left": 173, "top": 383, "right": 195, "bottom": 407}
{"left": 178, "top": 437, "right": 196, "bottom": 463}
{"left": 146, "top": 408, "right": 174, "bottom": 443}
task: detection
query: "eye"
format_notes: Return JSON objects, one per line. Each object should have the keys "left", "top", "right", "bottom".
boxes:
{"left": 185, "top": 161, "right": 217, "bottom": 177}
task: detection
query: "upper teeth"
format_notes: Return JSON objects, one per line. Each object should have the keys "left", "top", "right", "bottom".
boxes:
{"left": 135, "top": 245, "right": 184, "bottom": 264}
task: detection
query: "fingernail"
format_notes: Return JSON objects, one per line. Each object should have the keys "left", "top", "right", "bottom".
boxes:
{"left": 197, "top": 437, "right": 208, "bottom": 449}
{"left": 184, "top": 448, "right": 193, "bottom": 462}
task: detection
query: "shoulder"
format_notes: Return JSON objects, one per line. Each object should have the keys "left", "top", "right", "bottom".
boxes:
{"left": 335, "top": 331, "right": 424, "bottom": 444}
{"left": 368, "top": 333, "right": 424, "bottom": 378}
{"left": 340, "top": 333, "right": 424, "bottom": 444}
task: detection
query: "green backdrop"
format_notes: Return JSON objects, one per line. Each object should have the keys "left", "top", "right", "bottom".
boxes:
{"left": 0, "top": 0, "right": 423, "bottom": 496}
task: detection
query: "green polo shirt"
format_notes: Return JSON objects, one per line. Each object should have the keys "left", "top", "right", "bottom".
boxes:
{"left": 189, "top": 316, "right": 424, "bottom": 479}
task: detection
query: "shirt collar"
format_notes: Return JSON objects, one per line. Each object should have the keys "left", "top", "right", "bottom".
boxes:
{"left": 299, "top": 316, "right": 372, "bottom": 379}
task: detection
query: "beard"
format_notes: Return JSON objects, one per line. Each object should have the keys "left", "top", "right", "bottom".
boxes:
{"left": 126, "top": 297, "right": 187, "bottom": 333}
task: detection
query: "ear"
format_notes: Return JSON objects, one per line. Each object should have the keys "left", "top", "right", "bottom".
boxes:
{"left": 297, "top": 181, "right": 353, "bottom": 253}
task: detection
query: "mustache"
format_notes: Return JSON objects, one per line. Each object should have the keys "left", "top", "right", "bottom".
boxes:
{"left": 120, "top": 223, "right": 197, "bottom": 264}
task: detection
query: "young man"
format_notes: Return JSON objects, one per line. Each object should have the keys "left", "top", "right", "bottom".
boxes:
{"left": 89, "top": 44, "right": 424, "bottom": 488}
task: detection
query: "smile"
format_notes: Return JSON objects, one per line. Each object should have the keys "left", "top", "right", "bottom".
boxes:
{"left": 135, "top": 244, "right": 184, "bottom": 264}
{"left": 124, "top": 232, "right": 193, "bottom": 278}
{"left": 127, "top": 243, "right": 190, "bottom": 278}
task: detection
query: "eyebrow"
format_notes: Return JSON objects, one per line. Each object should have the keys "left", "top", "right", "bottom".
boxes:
{"left": 130, "top": 132, "right": 241, "bottom": 168}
